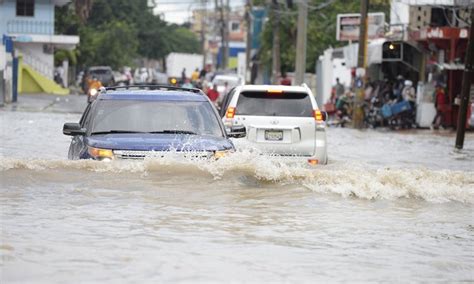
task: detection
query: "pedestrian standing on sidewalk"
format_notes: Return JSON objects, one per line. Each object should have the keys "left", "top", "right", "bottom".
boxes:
{"left": 334, "top": 78, "right": 345, "bottom": 98}
{"left": 402, "top": 80, "right": 417, "bottom": 123}
{"left": 431, "top": 83, "right": 447, "bottom": 130}
{"left": 181, "top": 68, "right": 187, "bottom": 84}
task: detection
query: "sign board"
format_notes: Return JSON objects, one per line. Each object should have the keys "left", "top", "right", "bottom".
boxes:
{"left": 336, "top": 13, "right": 385, "bottom": 41}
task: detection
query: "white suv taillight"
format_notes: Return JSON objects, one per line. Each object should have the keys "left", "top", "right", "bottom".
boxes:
{"left": 226, "top": 107, "right": 236, "bottom": 119}
{"left": 313, "top": 110, "right": 325, "bottom": 122}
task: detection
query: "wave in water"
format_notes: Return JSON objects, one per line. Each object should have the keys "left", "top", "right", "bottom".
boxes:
{"left": 1, "top": 152, "right": 473, "bottom": 203}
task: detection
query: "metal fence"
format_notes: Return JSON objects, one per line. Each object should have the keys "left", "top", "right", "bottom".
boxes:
{"left": 7, "top": 19, "right": 54, "bottom": 35}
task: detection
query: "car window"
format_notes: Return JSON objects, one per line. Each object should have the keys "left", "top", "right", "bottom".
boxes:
{"left": 79, "top": 104, "right": 91, "bottom": 127}
{"left": 235, "top": 91, "right": 313, "bottom": 117}
{"left": 90, "top": 69, "right": 112, "bottom": 75}
{"left": 90, "top": 100, "right": 223, "bottom": 137}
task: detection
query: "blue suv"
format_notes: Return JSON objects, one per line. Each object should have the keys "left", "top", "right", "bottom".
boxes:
{"left": 63, "top": 85, "right": 246, "bottom": 160}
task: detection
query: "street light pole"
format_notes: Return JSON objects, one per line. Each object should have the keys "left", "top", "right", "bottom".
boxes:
{"left": 294, "top": 0, "right": 308, "bottom": 85}
{"left": 271, "top": 0, "right": 281, "bottom": 84}
{"left": 455, "top": 11, "right": 474, "bottom": 150}
{"left": 353, "top": 0, "right": 369, "bottom": 129}
{"left": 201, "top": 0, "right": 207, "bottom": 70}
{"left": 245, "top": 0, "right": 253, "bottom": 84}
{"left": 218, "top": 0, "right": 229, "bottom": 69}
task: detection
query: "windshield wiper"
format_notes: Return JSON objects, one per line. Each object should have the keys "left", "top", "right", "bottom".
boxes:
{"left": 91, "top": 130, "right": 147, "bottom": 135}
{"left": 150, "top": 130, "right": 197, "bottom": 135}
{"left": 91, "top": 130, "right": 197, "bottom": 135}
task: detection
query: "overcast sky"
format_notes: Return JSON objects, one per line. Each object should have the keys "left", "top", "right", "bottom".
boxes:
{"left": 153, "top": 0, "right": 246, "bottom": 24}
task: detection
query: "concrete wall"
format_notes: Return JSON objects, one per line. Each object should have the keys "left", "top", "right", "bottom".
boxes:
{"left": 390, "top": 0, "right": 410, "bottom": 26}
{"left": 0, "top": 46, "right": 14, "bottom": 103}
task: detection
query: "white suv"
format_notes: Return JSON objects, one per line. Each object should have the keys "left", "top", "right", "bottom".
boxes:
{"left": 221, "top": 84, "right": 328, "bottom": 165}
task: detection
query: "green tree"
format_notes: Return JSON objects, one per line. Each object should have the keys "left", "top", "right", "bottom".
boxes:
{"left": 55, "top": 0, "right": 200, "bottom": 69}
{"left": 80, "top": 21, "right": 138, "bottom": 69}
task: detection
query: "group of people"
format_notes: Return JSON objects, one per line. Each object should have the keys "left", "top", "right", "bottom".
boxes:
{"left": 178, "top": 67, "right": 232, "bottom": 108}
{"left": 326, "top": 75, "right": 442, "bottom": 128}
{"left": 179, "top": 68, "right": 207, "bottom": 89}
{"left": 325, "top": 76, "right": 416, "bottom": 128}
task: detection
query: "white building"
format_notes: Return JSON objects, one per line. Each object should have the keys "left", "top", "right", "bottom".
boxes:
{"left": 0, "top": 0, "right": 79, "bottom": 92}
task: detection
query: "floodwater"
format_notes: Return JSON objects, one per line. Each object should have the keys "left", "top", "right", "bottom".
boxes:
{"left": 1, "top": 110, "right": 473, "bottom": 283}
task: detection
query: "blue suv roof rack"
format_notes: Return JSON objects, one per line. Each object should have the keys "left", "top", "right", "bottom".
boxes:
{"left": 102, "top": 85, "right": 202, "bottom": 94}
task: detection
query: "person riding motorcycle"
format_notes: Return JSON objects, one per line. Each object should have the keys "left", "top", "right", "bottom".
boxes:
{"left": 87, "top": 76, "right": 103, "bottom": 103}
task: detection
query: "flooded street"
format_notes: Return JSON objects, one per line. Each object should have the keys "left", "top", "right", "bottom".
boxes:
{"left": 1, "top": 108, "right": 473, "bottom": 282}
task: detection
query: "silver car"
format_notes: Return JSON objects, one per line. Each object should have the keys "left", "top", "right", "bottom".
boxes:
{"left": 221, "top": 84, "right": 328, "bottom": 165}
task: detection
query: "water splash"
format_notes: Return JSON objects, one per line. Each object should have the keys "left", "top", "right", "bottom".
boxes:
{"left": 1, "top": 151, "right": 472, "bottom": 203}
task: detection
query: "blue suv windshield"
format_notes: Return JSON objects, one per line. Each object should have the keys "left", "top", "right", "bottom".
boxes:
{"left": 90, "top": 100, "right": 223, "bottom": 137}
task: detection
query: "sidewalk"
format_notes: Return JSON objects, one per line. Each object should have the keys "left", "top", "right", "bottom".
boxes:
{"left": 1, "top": 93, "right": 87, "bottom": 114}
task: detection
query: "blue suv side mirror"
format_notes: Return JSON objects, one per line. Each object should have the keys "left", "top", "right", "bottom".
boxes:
{"left": 63, "top": 123, "right": 86, "bottom": 136}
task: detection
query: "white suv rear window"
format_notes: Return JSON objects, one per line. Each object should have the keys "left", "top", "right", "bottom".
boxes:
{"left": 235, "top": 91, "right": 313, "bottom": 117}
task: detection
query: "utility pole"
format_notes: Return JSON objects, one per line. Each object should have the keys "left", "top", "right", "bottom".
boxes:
{"left": 224, "top": 0, "right": 230, "bottom": 68}
{"left": 215, "top": 0, "right": 221, "bottom": 69}
{"left": 245, "top": 0, "right": 253, "bottom": 84}
{"left": 295, "top": 0, "right": 308, "bottom": 85}
{"left": 218, "top": 0, "right": 229, "bottom": 69}
{"left": 353, "top": 0, "right": 369, "bottom": 129}
{"left": 201, "top": 0, "right": 207, "bottom": 70}
{"left": 455, "top": 11, "right": 474, "bottom": 149}
{"left": 271, "top": 0, "right": 281, "bottom": 84}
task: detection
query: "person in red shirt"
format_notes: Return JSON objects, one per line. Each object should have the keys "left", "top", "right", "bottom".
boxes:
{"left": 431, "top": 83, "right": 447, "bottom": 129}
{"left": 280, "top": 72, "right": 291, "bottom": 86}
{"left": 206, "top": 85, "right": 219, "bottom": 103}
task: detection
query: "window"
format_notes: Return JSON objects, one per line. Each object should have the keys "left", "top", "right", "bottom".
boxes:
{"left": 230, "top": 21, "right": 240, "bottom": 32}
{"left": 236, "top": 91, "right": 313, "bottom": 117}
{"left": 91, "top": 100, "right": 223, "bottom": 137}
{"left": 17, "top": 0, "right": 35, "bottom": 17}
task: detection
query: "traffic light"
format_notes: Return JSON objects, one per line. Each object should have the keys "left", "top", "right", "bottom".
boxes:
{"left": 383, "top": 41, "right": 402, "bottom": 60}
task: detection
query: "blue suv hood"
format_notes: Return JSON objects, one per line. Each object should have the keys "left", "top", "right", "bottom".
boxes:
{"left": 85, "top": 133, "right": 234, "bottom": 152}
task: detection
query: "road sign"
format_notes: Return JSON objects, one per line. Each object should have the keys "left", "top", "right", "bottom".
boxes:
{"left": 336, "top": 13, "right": 385, "bottom": 41}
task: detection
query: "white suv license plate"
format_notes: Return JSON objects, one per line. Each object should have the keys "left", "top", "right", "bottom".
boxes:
{"left": 265, "top": 130, "right": 283, "bottom": 141}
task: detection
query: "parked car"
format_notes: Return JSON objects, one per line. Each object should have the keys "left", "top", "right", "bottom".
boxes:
{"left": 150, "top": 69, "right": 168, "bottom": 84}
{"left": 112, "top": 71, "right": 130, "bottom": 86}
{"left": 63, "top": 85, "right": 244, "bottom": 160}
{"left": 81, "top": 66, "right": 115, "bottom": 93}
{"left": 211, "top": 74, "right": 244, "bottom": 106}
{"left": 220, "top": 84, "right": 328, "bottom": 165}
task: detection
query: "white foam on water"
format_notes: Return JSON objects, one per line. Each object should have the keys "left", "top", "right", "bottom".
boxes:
{"left": 1, "top": 151, "right": 472, "bottom": 203}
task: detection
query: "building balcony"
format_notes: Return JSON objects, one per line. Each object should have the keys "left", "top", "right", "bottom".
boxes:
{"left": 7, "top": 19, "right": 54, "bottom": 35}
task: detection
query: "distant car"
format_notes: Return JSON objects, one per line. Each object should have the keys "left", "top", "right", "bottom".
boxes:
{"left": 63, "top": 85, "right": 244, "bottom": 160}
{"left": 150, "top": 69, "right": 168, "bottom": 84}
{"left": 82, "top": 66, "right": 115, "bottom": 93}
{"left": 211, "top": 74, "right": 244, "bottom": 106}
{"left": 112, "top": 71, "right": 130, "bottom": 86}
{"left": 220, "top": 84, "right": 328, "bottom": 165}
